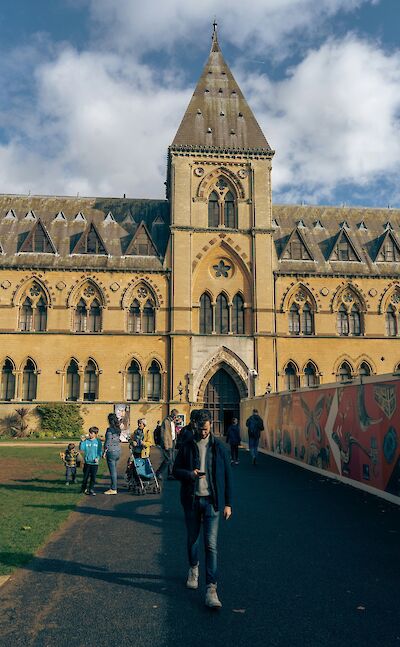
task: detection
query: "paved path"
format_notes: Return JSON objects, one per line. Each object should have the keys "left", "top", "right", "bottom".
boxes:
{"left": 1, "top": 448, "right": 400, "bottom": 647}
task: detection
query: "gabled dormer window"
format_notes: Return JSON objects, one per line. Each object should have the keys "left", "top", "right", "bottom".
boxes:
{"left": 375, "top": 231, "right": 400, "bottom": 262}
{"left": 329, "top": 230, "right": 360, "bottom": 262}
{"left": 19, "top": 220, "right": 56, "bottom": 254}
{"left": 281, "top": 230, "right": 313, "bottom": 261}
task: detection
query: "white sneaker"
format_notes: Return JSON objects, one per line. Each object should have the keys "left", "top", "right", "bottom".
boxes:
{"left": 205, "top": 583, "right": 222, "bottom": 608}
{"left": 104, "top": 489, "right": 117, "bottom": 495}
{"left": 186, "top": 564, "right": 199, "bottom": 589}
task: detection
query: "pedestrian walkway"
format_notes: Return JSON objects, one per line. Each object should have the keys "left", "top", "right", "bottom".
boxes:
{"left": 0, "top": 448, "right": 400, "bottom": 647}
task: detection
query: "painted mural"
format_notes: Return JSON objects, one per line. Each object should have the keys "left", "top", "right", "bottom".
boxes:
{"left": 257, "top": 379, "right": 400, "bottom": 498}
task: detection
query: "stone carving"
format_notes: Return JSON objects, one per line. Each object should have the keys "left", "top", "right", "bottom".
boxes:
{"left": 110, "top": 282, "right": 120, "bottom": 292}
{"left": 56, "top": 281, "right": 66, "bottom": 291}
{"left": 294, "top": 290, "right": 306, "bottom": 303}
{"left": 137, "top": 286, "right": 148, "bottom": 298}
{"left": 237, "top": 169, "right": 248, "bottom": 178}
{"left": 1, "top": 280, "right": 11, "bottom": 289}
{"left": 320, "top": 287, "right": 329, "bottom": 296}
{"left": 213, "top": 260, "right": 231, "bottom": 278}
{"left": 194, "top": 167, "right": 204, "bottom": 177}
{"left": 342, "top": 292, "right": 353, "bottom": 303}
{"left": 83, "top": 286, "right": 96, "bottom": 298}
{"left": 391, "top": 292, "right": 400, "bottom": 304}
{"left": 369, "top": 288, "right": 377, "bottom": 297}
{"left": 30, "top": 284, "right": 41, "bottom": 297}
{"left": 193, "top": 348, "right": 248, "bottom": 401}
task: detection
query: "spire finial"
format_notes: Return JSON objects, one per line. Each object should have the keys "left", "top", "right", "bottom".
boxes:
{"left": 211, "top": 18, "right": 220, "bottom": 51}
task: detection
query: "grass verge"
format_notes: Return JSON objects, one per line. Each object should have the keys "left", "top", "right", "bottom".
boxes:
{"left": 0, "top": 446, "right": 102, "bottom": 575}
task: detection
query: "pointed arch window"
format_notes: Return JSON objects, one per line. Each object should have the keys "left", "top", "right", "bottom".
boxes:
{"left": 232, "top": 294, "right": 245, "bottom": 334}
{"left": 34, "top": 296, "right": 47, "bottom": 332}
{"left": 88, "top": 299, "right": 102, "bottom": 333}
{"left": 1, "top": 359, "right": 15, "bottom": 401}
{"left": 349, "top": 304, "right": 361, "bottom": 336}
{"left": 289, "top": 304, "right": 300, "bottom": 335}
{"left": 337, "top": 291, "right": 363, "bottom": 337}
{"left": 128, "top": 299, "right": 141, "bottom": 333}
{"left": 127, "top": 360, "right": 141, "bottom": 401}
{"left": 216, "top": 293, "right": 229, "bottom": 334}
{"left": 75, "top": 298, "right": 87, "bottom": 332}
{"left": 200, "top": 293, "right": 213, "bottom": 334}
{"left": 84, "top": 360, "right": 98, "bottom": 401}
{"left": 207, "top": 178, "right": 238, "bottom": 229}
{"left": 338, "top": 361, "right": 352, "bottom": 383}
{"left": 224, "top": 191, "right": 236, "bottom": 228}
{"left": 304, "top": 362, "right": 319, "bottom": 387}
{"left": 386, "top": 304, "right": 398, "bottom": 337}
{"left": 285, "top": 362, "right": 299, "bottom": 391}
{"left": 19, "top": 297, "right": 33, "bottom": 331}
{"left": 337, "top": 304, "right": 349, "bottom": 336}
{"left": 142, "top": 300, "right": 155, "bottom": 333}
{"left": 23, "top": 359, "right": 37, "bottom": 401}
{"left": 301, "top": 303, "right": 313, "bottom": 335}
{"left": 208, "top": 191, "right": 219, "bottom": 228}
{"left": 359, "top": 362, "right": 371, "bottom": 377}
{"left": 147, "top": 360, "right": 161, "bottom": 402}
{"left": 67, "top": 360, "right": 80, "bottom": 401}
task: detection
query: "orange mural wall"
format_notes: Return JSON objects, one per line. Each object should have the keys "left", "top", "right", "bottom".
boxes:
{"left": 241, "top": 375, "right": 400, "bottom": 502}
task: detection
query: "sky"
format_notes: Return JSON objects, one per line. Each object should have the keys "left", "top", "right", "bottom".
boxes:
{"left": 0, "top": 0, "right": 399, "bottom": 207}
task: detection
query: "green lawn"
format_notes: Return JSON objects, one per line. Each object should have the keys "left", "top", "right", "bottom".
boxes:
{"left": 0, "top": 447, "right": 102, "bottom": 575}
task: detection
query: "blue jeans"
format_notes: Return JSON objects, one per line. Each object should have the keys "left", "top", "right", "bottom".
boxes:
{"left": 184, "top": 496, "right": 220, "bottom": 585}
{"left": 65, "top": 466, "right": 76, "bottom": 483}
{"left": 106, "top": 452, "right": 120, "bottom": 490}
{"left": 249, "top": 436, "right": 260, "bottom": 460}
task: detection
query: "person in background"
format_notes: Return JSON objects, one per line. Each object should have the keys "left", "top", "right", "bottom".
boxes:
{"left": 173, "top": 409, "right": 233, "bottom": 609}
{"left": 60, "top": 442, "right": 81, "bottom": 485}
{"left": 80, "top": 427, "right": 102, "bottom": 496}
{"left": 153, "top": 420, "right": 162, "bottom": 447}
{"left": 176, "top": 410, "right": 200, "bottom": 451}
{"left": 156, "top": 408, "right": 179, "bottom": 480}
{"left": 226, "top": 417, "right": 241, "bottom": 465}
{"left": 130, "top": 418, "right": 152, "bottom": 459}
{"left": 103, "top": 413, "right": 122, "bottom": 495}
{"left": 246, "top": 409, "right": 264, "bottom": 465}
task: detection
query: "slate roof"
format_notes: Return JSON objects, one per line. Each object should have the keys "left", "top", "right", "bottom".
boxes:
{"left": 172, "top": 30, "right": 272, "bottom": 153}
{"left": 0, "top": 195, "right": 170, "bottom": 271}
{"left": 272, "top": 205, "right": 400, "bottom": 276}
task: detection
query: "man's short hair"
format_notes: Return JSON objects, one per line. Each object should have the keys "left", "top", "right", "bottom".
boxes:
{"left": 89, "top": 426, "right": 99, "bottom": 434}
{"left": 170, "top": 408, "right": 179, "bottom": 417}
{"left": 253, "top": 409, "right": 258, "bottom": 414}
{"left": 196, "top": 409, "right": 212, "bottom": 426}
{"left": 190, "top": 409, "right": 200, "bottom": 423}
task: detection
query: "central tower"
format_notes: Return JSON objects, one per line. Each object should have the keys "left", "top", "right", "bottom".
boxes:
{"left": 167, "top": 27, "right": 275, "bottom": 430}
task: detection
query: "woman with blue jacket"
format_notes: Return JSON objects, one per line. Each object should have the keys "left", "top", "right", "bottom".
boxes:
{"left": 103, "top": 413, "right": 121, "bottom": 494}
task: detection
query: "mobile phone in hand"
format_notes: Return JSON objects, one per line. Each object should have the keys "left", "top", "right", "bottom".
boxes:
{"left": 196, "top": 471, "right": 205, "bottom": 477}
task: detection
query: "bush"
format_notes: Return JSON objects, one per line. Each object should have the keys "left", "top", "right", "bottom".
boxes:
{"left": 36, "top": 404, "right": 83, "bottom": 438}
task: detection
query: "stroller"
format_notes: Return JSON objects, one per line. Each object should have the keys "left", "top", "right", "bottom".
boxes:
{"left": 126, "top": 448, "right": 161, "bottom": 495}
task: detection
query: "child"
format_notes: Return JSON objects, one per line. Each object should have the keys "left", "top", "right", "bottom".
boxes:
{"left": 129, "top": 418, "right": 151, "bottom": 459}
{"left": 79, "top": 427, "right": 102, "bottom": 496}
{"left": 60, "top": 442, "right": 81, "bottom": 485}
{"left": 226, "top": 417, "right": 241, "bottom": 465}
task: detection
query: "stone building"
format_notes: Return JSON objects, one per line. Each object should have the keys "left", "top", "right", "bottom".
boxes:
{"left": 0, "top": 29, "right": 399, "bottom": 434}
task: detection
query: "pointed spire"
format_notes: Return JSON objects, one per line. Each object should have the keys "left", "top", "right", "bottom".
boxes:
{"left": 211, "top": 19, "right": 220, "bottom": 52}
{"left": 172, "top": 29, "right": 273, "bottom": 152}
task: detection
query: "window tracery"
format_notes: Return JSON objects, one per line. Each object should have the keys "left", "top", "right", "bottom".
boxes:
{"left": 288, "top": 289, "right": 314, "bottom": 335}
{"left": 73, "top": 283, "right": 103, "bottom": 333}
{"left": 336, "top": 290, "right": 363, "bottom": 336}
{"left": 127, "top": 284, "right": 156, "bottom": 333}
{"left": 207, "top": 177, "right": 237, "bottom": 228}
{"left": 18, "top": 282, "right": 48, "bottom": 332}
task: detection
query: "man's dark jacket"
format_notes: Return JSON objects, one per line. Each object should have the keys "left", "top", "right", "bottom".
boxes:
{"left": 246, "top": 414, "right": 264, "bottom": 439}
{"left": 175, "top": 423, "right": 194, "bottom": 451}
{"left": 173, "top": 434, "right": 233, "bottom": 512}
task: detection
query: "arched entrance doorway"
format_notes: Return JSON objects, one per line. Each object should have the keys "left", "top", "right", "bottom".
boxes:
{"left": 204, "top": 368, "right": 241, "bottom": 436}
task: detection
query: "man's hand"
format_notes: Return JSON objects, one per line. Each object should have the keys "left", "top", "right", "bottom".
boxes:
{"left": 193, "top": 469, "right": 205, "bottom": 478}
{"left": 223, "top": 506, "right": 232, "bottom": 520}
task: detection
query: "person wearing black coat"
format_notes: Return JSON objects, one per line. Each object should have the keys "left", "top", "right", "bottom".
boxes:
{"left": 226, "top": 417, "right": 241, "bottom": 464}
{"left": 172, "top": 409, "right": 233, "bottom": 609}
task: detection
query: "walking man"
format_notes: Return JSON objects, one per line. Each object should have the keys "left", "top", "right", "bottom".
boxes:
{"left": 173, "top": 409, "right": 233, "bottom": 609}
{"left": 156, "top": 408, "right": 178, "bottom": 480}
{"left": 246, "top": 408, "right": 264, "bottom": 465}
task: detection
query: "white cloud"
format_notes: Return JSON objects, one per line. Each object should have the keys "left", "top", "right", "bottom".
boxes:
{"left": 87, "top": 0, "right": 376, "bottom": 57}
{"left": 240, "top": 36, "right": 400, "bottom": 203}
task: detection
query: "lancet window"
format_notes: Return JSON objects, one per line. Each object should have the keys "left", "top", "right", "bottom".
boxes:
{"left": 23, "top": 359, "right": 37, "bottom": 400}
{"left": 303, "top": 362, "right": 319, "bottom": 387}
{"left": 288, "top": 290, "right": 315, "bottom": 336}
{"left": 18, "top": 282, "right": 48, "bottom": 332}
{"left": 285, "top": 362, "right": 300, "bottom": 391}
{"left": 127, "top": 285, "right": 156, "bottom": 333}
{"left": 147, "top": 360, "right": 162, "bottom": 401}
{"left": 126, "top": 360, "right": 141, "bottom": 401}
{"left": 67, "top": 359, "right": 80, "bottom": 401}
{"left": 73, "top": 284, "right": 103, "bottom": 333}
{"left": 1, "top": 359, "right": 15, "bottom": 401}
{"left": 207, "top": 177, "right": 237, "bottom": 228}
{"left": 385, "top": 291, "right": 400, "bottom": 337}
{"left": 336, "top": 291, "right": 363, "bottom": 336}
{"left": 337, "top": 361, "right": 352, "bottom": 383}
{"left": 84, "top": 360, "right": 98, "bottom": 401}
